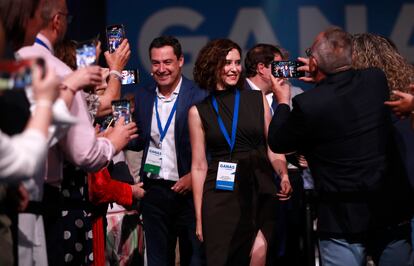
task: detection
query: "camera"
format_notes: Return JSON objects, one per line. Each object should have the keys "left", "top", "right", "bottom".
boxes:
{"left": 76, "top": 40, "right": 97, "bottom": 68}
{"left": 106, "top": 24, "right": 125, "bottom": 53}
{"left": 0, "top": 58, "right": 45, "bottom": 90}
{"left": 121, "top": 69, "right": 139, "bottom": 85}
{"left": 271, "top": 60, "right": 305, "bottom": 78}
{"left": 111, "top": 99, "right": 131, "bottom": 124}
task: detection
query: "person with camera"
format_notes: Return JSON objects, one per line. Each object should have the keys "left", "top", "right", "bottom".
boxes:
{"left": 16, "top": 0, "right": 138, "bottom": 265}
{"left": 0, "top": 2, "right": 62, "bottom": 262}
{"left": 268, "top": 27, "right": 413, "bottom": 266}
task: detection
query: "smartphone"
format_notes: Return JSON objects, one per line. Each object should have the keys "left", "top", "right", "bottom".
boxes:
{"left": 271, "top": 60, "right": 305, "bottom": 78}
{"left": 106, "top": 24, "right": 125, "bottom": 53}
{"left": 121, "top": 69, "right": 139, "bottom": 85}
{"left": 76, "top": 40, "right": 96, "bottom": 68}
{"left": 111, "top": 99, "right": 131, "bottom": 124}
{"left": 0, "top": 58, "right": 45, "bottom": 90}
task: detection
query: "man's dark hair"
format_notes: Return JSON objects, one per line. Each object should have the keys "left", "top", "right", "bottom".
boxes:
{"left": 313, "top": 27, "right": 353, "bottom": 74}
{"left": 245, "top": 44, "right": 284, "bottom": 78}
{"left": 0, "top": 0, "right": 42, "bottom": 49}
{"left": 149, "top": 36, "right": 182, "bottom": 59}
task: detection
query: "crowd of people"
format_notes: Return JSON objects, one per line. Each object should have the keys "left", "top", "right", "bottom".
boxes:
{"left": 0, "top": 0, "right": 414, "bottom": 266}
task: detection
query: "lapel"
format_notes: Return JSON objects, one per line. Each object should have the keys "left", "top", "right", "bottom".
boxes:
{"left": 142, "top": 86, "right": 157, "bottom": 140}
{"left": 174, "top": 76, "right": 192, "bottom": 145}
{"left": 244, "top": 79, "right": 253, "bottom": 90}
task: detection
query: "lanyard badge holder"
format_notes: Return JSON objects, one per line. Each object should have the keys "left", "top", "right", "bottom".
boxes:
{"left": 143, "top": 97, "right": 178, "bottom": 175}
{"left": 212, "top": 90, "right": 240, "bottom": 191}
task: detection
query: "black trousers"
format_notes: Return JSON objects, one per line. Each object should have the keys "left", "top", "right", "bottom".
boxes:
{"left": 142, "top": 179, "right": 205, "bottom": 266}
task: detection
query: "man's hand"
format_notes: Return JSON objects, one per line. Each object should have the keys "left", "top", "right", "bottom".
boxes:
{"left": 269, "top": 74, "right": 291, "bottom": 105}
{"left": 297, "top": 154, "right": 308, "bottom": 168}
{"left": 276, "top": 177, "right": 292, "bottom": 201}
{"left": 171, "top": 173, "right": 192, "bottom": 194}
{"left": 297, "top": 57, "right": 316, "bottom": 83}
{"left": 131, "top": 182, "right": 145, "bottom": 199}
{"left": 384, "top": 89, "right": 414, "bottom": 117}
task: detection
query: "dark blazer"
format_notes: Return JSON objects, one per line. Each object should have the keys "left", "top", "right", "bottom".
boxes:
{"left": 268, "top": 68, "right": 399, "bottom": 235}
{"left": 131, "top": 76, "right": 209, "bottom": 179}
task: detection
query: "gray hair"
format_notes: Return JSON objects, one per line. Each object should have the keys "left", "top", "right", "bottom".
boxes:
{"left": 40, "top": 0, "right": 64, "bottom": 22}
{"left": 313, "top": 27, "right": 352, "bottom": 74}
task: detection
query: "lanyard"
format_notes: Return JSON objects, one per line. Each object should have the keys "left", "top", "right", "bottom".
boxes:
{"left": 211, "top": 89, "right": 240, "bottom": 153}
{"left": 155, "top": 96, "right": 178, "bottom": 145}
{"left": 35, "top": 38, "right": 50, "bottom": 51}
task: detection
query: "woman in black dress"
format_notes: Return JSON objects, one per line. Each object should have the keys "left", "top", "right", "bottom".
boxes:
{"left": 189, "top": 39, "right": 292, "bottom": 265}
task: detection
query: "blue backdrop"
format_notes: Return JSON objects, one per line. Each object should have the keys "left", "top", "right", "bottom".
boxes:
{"left": 105, "top": 0, "right": 414, "bottom": 90}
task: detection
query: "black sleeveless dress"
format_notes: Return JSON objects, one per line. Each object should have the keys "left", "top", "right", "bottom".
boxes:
{"left": 196, "top": 88, "right": 278, "bottom": 266}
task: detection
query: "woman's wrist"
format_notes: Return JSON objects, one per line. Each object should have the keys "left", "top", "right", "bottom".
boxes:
{"left": 109, "top": 70, "right": 122, "bottom": 82}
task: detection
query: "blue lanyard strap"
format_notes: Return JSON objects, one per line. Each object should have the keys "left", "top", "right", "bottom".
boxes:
{"left": 211, "top": 89, "right": 240, "bottom": 152}
{"left": 35, "top": 38, "right": 50, "bottom": 51}
{"left": 155, "top": 96, "right": 178, "bottom": 144}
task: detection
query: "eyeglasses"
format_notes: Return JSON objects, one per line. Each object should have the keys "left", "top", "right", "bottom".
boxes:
{"left": 56, "top": 11, "right": 73, "bottom": 24}
{"left": 305, "top": 47, "right": 312, "bottom": 57}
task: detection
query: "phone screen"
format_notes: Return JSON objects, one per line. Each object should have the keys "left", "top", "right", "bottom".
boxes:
{"left": 76, "top": 41, "right": 96, "bottom": 68}
{"left": 0, "top": 58, "right": 45, "bottom": 90}
{"left": 112, "top": 99, "right": 131, "bottom": 124}
{"left": 271, "top": 61, "right": 305, "bottom": 78}
{"left": 106, "top": 24, "right": 125, "bottom": 53}
{"left": 121, "top": 69, "right": 139, "bottom": 85}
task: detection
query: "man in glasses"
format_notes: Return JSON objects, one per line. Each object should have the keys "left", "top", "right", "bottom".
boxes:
{"left": 268, "top": 27, "right": 413, "bottom": 266}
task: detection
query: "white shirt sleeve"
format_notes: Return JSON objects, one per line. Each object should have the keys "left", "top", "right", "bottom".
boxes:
{"left": 0, "top": 129, "right": 47, "bottom": 180}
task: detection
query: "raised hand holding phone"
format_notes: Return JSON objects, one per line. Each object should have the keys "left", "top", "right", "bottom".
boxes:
{"left": 104, "top": 38, "right": 131, "bottom": 72}
{"left": 271, "top": 60, "right": 305, "bottom": 78}
{"left": 106, "top": 24, "right": 125, "bottom": 54}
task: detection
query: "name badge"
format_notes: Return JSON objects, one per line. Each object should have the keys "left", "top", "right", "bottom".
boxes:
{"left": 143, "top": 147, "right": 162, "bottom": 175}
{"left": 216, "top": 161, "right": 237, "bottom": 191}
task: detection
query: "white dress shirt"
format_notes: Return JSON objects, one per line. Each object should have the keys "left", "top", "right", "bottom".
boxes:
{"left": 148, "top": 78, "right": 182, "bottom": 182}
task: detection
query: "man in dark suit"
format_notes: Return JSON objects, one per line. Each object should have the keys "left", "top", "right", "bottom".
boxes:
{"left": 131, "top": 36, "right": 207, "bottom": 266}
{"left": 267, "top": 27, "right": 413, "bottom": 265}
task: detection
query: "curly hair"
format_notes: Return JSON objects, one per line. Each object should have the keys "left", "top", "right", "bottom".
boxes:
{"left": 352, "top": 33, "right": 414, "bottom": 94}
{"left": 193, "top": 39, "right": 244, "bottom": 91}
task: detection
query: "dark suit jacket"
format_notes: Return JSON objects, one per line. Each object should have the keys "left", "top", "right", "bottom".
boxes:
{"left": 268, "top": 68, "right": 400, "bottom": 236}
{"left": 131, "top": 76, "right": 208, "bottom": 179}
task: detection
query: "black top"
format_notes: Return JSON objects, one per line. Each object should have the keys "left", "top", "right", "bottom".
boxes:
{"left": 195, "top": 88, "right": 277, "bottom": 265}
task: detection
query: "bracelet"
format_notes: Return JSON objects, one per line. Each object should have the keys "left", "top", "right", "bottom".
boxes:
{"left": 109, "top": 70, "right": 122, "bottom": 81}
{"left": 36, "top": 99, "right": 53, "bottom": 108}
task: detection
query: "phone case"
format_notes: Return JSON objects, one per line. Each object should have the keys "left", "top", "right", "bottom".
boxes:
{"left": 106, "top": 24, "right": 125, "bottom": 53}
{"left": 111, "top": 99, "right": 131, "bottom": 123}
